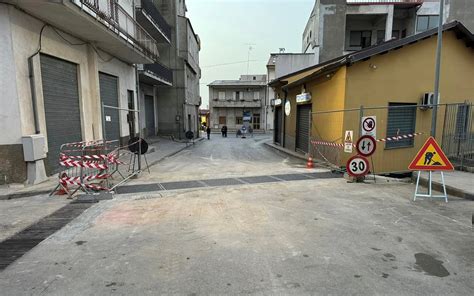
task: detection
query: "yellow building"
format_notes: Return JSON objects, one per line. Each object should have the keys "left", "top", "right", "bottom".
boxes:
{"left": 270, "top": 22, "right": 474, "bottom": 174}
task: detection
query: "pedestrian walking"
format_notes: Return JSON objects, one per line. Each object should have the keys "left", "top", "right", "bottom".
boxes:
{"left": 221, "top": 126, "right": 225, "bottom": 137}
{"left": 206, "top": 126, "right": 211, "bottom": 140}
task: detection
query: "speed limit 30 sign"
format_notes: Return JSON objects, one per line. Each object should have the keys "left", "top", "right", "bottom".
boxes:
{"left": 346, "top": 155, "right": 370, "bottom": 177}
{"left": 356, "top": 135, "right": 377, "bottom": 157}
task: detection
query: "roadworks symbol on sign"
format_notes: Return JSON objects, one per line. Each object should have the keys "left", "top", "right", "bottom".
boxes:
{"left": 408, "top": 137, "right": 454, "bottom": 171}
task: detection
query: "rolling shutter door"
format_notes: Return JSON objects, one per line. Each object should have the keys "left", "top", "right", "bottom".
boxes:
{"left": 40, "top": 54, "right": 82, "bottom": 174}
{"left": 386, "top": 103, "right": 417, "bottom": 148}
{"left": 274, "top": 107, "right": 282, "bottom": 144}
{"left": 99, "top": 73, "right": 120, "bottom": 141}
{"left": 296, "top": 104, "right": 311, "bottom": 153}
{"left": 145, "top": 95, "right": 155, "bottom": 137}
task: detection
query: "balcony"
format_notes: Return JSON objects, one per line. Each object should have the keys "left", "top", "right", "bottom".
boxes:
{"left": 138, "top": 63, "right": 173, "bottom": 86}
{"left": 347, "top": 0, "right": 423, "bottom": 5}
{"left": 136, "top": 0, "right": 171, "bottom": 43}
{"left": 211, "top": 100, "right": 261, "bottom": 109}
{"left": 5, "top": 0, "right": 159, "bottom": 63}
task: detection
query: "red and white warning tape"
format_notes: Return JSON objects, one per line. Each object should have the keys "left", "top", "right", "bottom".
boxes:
{"left": 311, "top": 132, "right": 424, "bottom": 148}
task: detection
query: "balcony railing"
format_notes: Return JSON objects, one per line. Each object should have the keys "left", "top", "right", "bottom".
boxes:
{"left": 143, "top": 63, "right": 173, "bottom": 84}
{"left": 72, "top": 0, "right": 159, "bottom": 61}
{"left": 347, "top": 0, "right": 424, "bottom": 4}
{"left": 140, "top": 0, "right": 171, "bottom": 42}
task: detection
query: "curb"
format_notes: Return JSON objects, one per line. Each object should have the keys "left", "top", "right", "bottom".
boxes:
{"left": 263, "top": 141, "right": 307, "bottom": 162}
{"left": 0, "top": 138, "right": 206, "bottom": 201}
{"left": 413, "top": 175, "right": 474, "bottom": 200}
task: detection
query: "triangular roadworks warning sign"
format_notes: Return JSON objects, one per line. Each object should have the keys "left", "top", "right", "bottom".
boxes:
{"left": 408, "top": 137, "right": 454, "bottom": 171}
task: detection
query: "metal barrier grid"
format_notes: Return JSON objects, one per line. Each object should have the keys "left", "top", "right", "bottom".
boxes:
{"left": 310, "top": 102, "right": 473, "bottom": 175}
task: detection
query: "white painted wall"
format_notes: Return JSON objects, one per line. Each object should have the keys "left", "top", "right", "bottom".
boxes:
{"left": 0, "top": 5, "right": 22, "bottom": 145}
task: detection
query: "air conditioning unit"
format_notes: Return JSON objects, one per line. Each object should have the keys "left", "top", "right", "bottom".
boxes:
{"left": 420, "top": 92, "right": 434, "bottom": 110}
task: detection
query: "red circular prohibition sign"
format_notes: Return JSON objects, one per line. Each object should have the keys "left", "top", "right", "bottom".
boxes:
{"left": 356, "top": 135, "right": 377, "bottom": 157}
{"left": 346, "top": 155, "right": 370, "bottom": 177}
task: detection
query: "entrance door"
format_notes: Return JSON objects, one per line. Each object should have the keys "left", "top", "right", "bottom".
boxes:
{"left": 99, "top": 73, "right": 120, "bottom": 141}
{"left": 145, "top": 95, "right": 155, "bottom": 137}
{"left": 40, "top": 54, "right": 82, "bottom": 174}
{"left": 296, "top": 104, "right": 311, "bottom": 153}
{"left": 274, "top": 107, "right": 282, "bottom": 144}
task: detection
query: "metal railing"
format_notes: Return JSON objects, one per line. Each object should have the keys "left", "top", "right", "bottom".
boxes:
{"left": 72, "top": 0, "right": 159, "bottom": 61}
{"left": 140, "top": 0, "right": 171, "bottom": 41}
{"left": 308, "top": 102, "right": 473, "bottom": 174}
{"left": 143, "top": 63, "right": 173, "bottom": 84}
{"left": 347, "top": 0, "right": 424, "bottom": 4}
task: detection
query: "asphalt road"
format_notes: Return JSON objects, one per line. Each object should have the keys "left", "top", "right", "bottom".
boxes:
{"left": 0, "top": 135, "right": 473, "bottom": 295}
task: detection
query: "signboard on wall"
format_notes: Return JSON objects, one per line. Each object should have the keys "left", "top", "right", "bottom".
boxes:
{"left": 296, "top": 93, "right": 312, "bottom": 104}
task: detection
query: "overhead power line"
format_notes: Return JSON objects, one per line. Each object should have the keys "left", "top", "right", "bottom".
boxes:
{"left": 201, "top": 60, "right": 262, "bottom": 68}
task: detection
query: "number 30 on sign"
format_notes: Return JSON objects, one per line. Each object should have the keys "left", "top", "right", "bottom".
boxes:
{"left": 346, "top": 155, "right": 370, "bottom": 177}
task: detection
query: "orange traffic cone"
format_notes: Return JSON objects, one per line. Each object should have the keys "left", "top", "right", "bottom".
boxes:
{"left": 307, "top": 156, "right": 314, "bottom": 169}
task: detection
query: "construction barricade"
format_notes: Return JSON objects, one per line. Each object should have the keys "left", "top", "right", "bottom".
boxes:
{"left": 50, "top": 138, "right": 143, "bottom": 198}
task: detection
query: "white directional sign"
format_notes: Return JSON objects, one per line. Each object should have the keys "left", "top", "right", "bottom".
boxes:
{"left": 346, "top": 155, "right": 370, "bottom": 177}
{"left": 356, "top": 135, "right": 377, "bottom": 157}
{"left": 344, "top": 130, "right": 353, "bottom": 153}
{"left": 361, "top": 116, "right": 376, "bottom": 138}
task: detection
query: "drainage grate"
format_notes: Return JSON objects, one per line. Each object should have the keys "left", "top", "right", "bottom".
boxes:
{"left": 0, "top": 201, "right": 93, "bottom": 271}
{"left": 271, "top": 174, "right": 312, "bottom": 181}
{"left": 201, "top": 178, "right": 244, "bottom": 187}
{"left": 239, "top": 176, "right": 280, "bottom": 184}
{"left": 160, "top": 180, "right": 206, "bottom": 190}
{"left": 303, "top": 172, "right": 342, "bottom": 179}
{"left": 115, "top": 184, "right": 161, "bottom": 195}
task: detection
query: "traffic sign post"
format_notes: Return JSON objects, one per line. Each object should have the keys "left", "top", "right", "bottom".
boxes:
{"left": 361, "top": 116, "right": 376, "bottom": 138}
{"left": 346, "top": 155, "right": 370, "bottom": 178}
{"left": 344, "top": 130, "right": 353, "bottom": 153}
{"left": 409, "top": 137, "right": 454, "bottom": 202}
{"left": 356, "top": 135, "right": 376, "bottom": 157}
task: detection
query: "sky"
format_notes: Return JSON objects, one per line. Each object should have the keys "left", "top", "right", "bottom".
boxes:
{"left": 186, "top": 0, "right": 315, "bottom": 109}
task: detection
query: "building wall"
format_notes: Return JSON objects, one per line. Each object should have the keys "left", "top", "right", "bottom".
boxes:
{"left": 282, "top": 67, "right": 347, "bottom": 152}
{"left": 343, "top": 30, "right": 474, "bottom": 173}
{"left": 0, "top": 5, "right": 137, "bottom": 183}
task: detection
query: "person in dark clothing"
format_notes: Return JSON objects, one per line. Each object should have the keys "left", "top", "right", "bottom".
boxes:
{"left": 206, "top": 127, "right": 211, "bottom": 140}
{"left": 223, "top": 125, "right": 228, "bottom": 137}
{"left": 221, "top": 126, "right": 225, "bottom": 137}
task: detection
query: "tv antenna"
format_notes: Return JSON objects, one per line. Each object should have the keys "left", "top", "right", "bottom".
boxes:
{"left": 244, "top": 43, "right": 256, "bottom": 75}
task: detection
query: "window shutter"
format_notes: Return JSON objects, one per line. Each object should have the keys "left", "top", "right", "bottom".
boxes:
{"left": 219, "top": 91, "right": 225, "bottom": 101}
{"left": 233, "top": 92, "right": 236, "bottom": 101}
{"left": 254, "top": 91, "right": 259, "bottom": 101}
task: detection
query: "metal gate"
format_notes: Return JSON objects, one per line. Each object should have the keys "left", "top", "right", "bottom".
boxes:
{"left": 274, "top": 106, "right": 282, "bottom": 144}
{"left": 99, "top": 72, "right": 120, "bottom": 141}
{"left": 40, "top": 54, "right": 82, "bottom": 174}
{"left": 145, "top": 95, "right": 155, "bottom": 137}
{"left": 296, "top": 104, "right": 311, "bottom": 153}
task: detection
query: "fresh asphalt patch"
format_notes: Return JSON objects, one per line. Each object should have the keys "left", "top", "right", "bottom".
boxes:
{"left": 115, "top": 171, "right": 342, "bottom": 195}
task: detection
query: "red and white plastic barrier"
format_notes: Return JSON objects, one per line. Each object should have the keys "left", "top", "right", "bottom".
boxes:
{"left": 311, "top": 132, "right": 424, "bottom": 148}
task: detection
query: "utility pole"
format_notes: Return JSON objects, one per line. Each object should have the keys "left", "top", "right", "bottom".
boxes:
{"left": 431, "top": 0, "right": 445, "bottom": 138}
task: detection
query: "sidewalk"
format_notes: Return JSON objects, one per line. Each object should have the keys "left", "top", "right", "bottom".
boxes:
{"left": 416, "top": 170, "right": 474, "bottom": 200}
{"left": 0, "top": 136, "right": 203, "bottom": 200}
{"left": 266, "top": 140, "right": 473, "bottom": 200}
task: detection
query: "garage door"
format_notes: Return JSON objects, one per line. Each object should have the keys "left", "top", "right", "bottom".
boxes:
{"left": 274, "top": 106, "right": 282, "bottom": 144}
{"left": 40, "top": 54, "right": 82, "bottom": 174}
{"left": 145, "top": 95, "right": 155, "bottom": 137}
{"left": 296, "top": 104, "right": 311, "bottom": 153}
{"left": 99, "top": 73, "right": 120, "bottom": 141}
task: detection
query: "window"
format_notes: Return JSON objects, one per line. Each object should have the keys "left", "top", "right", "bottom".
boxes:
{"left": 376, "top": 30, "right": 385, "bottom": 44}
{"left": 218, "top": 91, "right": 225, "bottom": 101}
{"left": 386, "top": 103, "right": 417, "bottom": 149}
{"left": 254, "top": 91, "right": 260, "bottom": 101}
{"left": 235, "top": 91, "right": 241, "bottom": 101}
{"left": 236, "top": 116, "right": 243, "bottom": 125}
{"left": 219, "top": 116, "right": 226, "bottom": 125}
{"left": 349, "top": 31, "right": 372, "bottom": 48}
{"left": 253, "top": 114, "right": 260, "bottom": 130}
{"left": 455, "top": 104, "right": 471, "bottom": 140}
{"left": 416, "top": 15, "right": 439, "bottom": 33}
